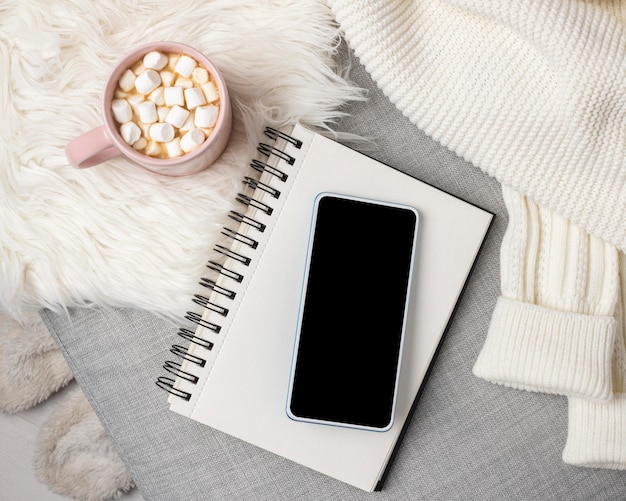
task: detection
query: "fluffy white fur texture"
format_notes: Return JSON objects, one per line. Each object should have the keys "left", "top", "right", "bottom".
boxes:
{"left": 0, "top": 309, "right": 73, "bottom": 412}
{"left": 34, "top": 385, "right": 135, "bottom": 501}
{"left": 0, "top": 0, "right": 362, "bottom": 320}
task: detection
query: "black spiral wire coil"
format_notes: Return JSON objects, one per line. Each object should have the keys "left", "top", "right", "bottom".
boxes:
{"left": 156, "top": 127, "right": 302, "bottom": 400}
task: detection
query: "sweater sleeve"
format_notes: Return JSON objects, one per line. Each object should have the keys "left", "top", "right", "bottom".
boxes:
{"left": 328, "top": 0, "right": 626, "bottom": 252}
{"left": 563, "top": 251, "right": 626, "bottom": 470}
{"left": 472, "top": 186, "right": 618, "bottom": 400}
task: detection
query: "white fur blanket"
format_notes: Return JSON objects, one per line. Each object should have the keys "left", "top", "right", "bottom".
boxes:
{"left": 0, "top": 0, "right": 362, "bottom": 319}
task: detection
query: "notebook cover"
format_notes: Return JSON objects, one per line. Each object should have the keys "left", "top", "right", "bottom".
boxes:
{"left": 168, "top": 123, "right": 493, "bottom": 491}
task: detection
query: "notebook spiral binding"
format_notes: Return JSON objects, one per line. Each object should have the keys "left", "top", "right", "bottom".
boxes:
{"left": 156, "top": 126, "right": 302, "bottom": 401}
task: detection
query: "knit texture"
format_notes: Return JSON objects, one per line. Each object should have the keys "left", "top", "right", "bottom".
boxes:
{"left": 565, "top": 395, "right": 626, "bottom": 469}
{"left": 328, "top": 0, "right": 626, "bottom": 253}
{"left": 563, "top": 251, "right": 626, "bottom": 469}
{"left": 474, "top": 297, "right": 615, "bottom": 399}
{"left": 473, "top": 186, "right": 619, "bottom": 400}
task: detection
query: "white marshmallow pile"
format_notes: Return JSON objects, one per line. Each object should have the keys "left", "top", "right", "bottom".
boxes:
{"left": 111, "top": 51, "right": 221, "bottom": 158}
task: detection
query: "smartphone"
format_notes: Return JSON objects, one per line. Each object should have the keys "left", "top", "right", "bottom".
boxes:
{"left": 286, "top": 193, "right": 419, "bottom": 431}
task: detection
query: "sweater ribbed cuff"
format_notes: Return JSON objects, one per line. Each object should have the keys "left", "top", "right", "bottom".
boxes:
{"left": 563, "top": 395, "right": 626, "bottom": 470}
{"left": 473, "top": 296, "right": 616, "bottom": 400}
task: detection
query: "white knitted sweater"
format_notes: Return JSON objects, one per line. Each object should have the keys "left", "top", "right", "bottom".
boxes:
{"left": 329, "top": 0, "right": 626, "bottom": 253}
{"left": 328, "top": 0, "right": 626, "bottom": 470}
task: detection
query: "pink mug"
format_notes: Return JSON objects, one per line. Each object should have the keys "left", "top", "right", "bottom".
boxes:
{"left": 65, "top": 42, "right": 232, "bottom": 176}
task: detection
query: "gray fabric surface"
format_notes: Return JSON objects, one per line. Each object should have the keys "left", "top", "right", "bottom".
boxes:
{"left": 41, "top": 46, "right": 626, "bottom": 500}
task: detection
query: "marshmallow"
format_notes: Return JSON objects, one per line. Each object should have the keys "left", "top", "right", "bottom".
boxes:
{"left": 192, "top": 67, "right": 209, "bottom": 84}
{"left": 133, "top": 62, "right": 146, "bottom": 75}
{"left": 138, "top": 101, "right": 158, "bottom": 124}
{"left": 126, "top": 94, "right": 144, "bottom": 114}
{"left": 174, "top": 55, "right": 196, "bottom": 77}
{"left": 138, "top": 122, "right": 151, "bottom": 137}
{"left": 180, "top": 128, "right": 205, "bottom": 153}
{"left": 118, "top": 69, "right": 136, "bottom": 92}
{"left": 200, "top": 81, "right": 219, "bottom": 102}
{"left": 111, "top": 99, "right": 132, "bottom": 123}
{"left": 157, "top": 106, "right": 170, "bottom": 122}
{"left": 148, "top": 87, "right": 165, "bottom": 106}
{"left": 179, "top": 114, "right": 195, "bottom": 132}
{"left": 143, "top": 51, "right": 168, "bottom": 70}
{"left": 134, "top": 69, "right": 161, "bottom": 95}
{"left": 165, "top": 137, "right": 183, "bottom": 157}
{"left": 132, "top": 137, "right": 147, "bottom": 150}
{"left": 168, "top": 54, "right": 179, "bottom": 70}
{"left": 165, "top": 105, "right": 190, "bottom": 128}
{"left": 120, "top": 121, "right": 141, "bottom": 145}
{"left": 194, "top": 105, "right": 219, "bottom": 128}
{"left": 144, "top": 141, "right": 161, "bottom": 156}
{"left": 164, "top": 86, "right": 184, "bottom": 107}
{"left": 175, "top": 77, "right": 193, "bottom": 89}
{"left": 113, "top": 50, "right": 221, "bottom": 159}
{"left": 184, "top": 87, "right": 206, "bottom": 110}
{"left": 149, "top": 122, "right": 175, "bottom": 143}
{"left": 160, "top": 70, "right": 175, "bottom": 87}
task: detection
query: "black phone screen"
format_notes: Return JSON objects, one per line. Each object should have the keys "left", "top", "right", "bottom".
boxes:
{"left": 288, "top": 194, "right": 418, "bottom": 430}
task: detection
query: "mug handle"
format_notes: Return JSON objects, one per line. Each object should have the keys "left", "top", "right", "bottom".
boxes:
{"left": 65, "top": 126, "right": 120, "bottom": 168}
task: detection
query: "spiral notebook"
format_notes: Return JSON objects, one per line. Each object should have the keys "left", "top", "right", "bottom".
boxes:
{"left": 157, "top": 123, "right": 493, "bottom": 492}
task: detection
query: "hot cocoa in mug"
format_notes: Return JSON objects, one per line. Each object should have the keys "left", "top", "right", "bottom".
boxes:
{"left": 65, "top": 42, "right": 232, "bottom": 176}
